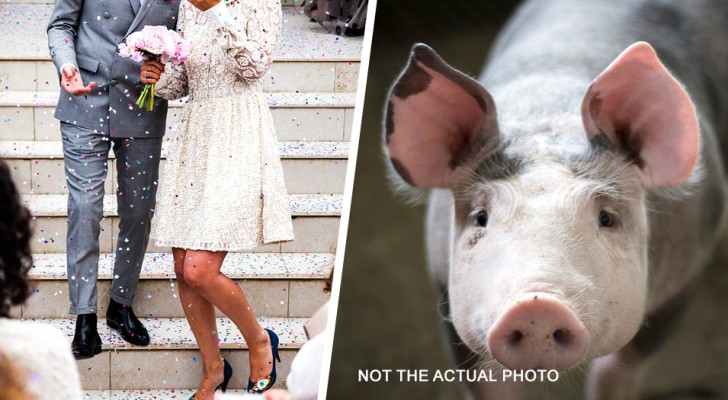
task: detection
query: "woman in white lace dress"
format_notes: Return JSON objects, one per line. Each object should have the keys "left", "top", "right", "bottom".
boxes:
{"left": 140, "top": 0, "right": 294, "bottom": 398}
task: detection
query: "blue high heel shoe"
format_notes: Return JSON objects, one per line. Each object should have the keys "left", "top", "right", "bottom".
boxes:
{"left": 247, "top": 328, "right": 281, "bottom": 393}
{"left": 189, "top": 358, "right": 232, "bottom": 400}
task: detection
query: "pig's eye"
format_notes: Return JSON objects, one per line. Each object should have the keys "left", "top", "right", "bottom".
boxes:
{"left": 598, "top": 210, "right": 616, "bottom": 228}
{"left": 476, "top": 210, "right": 488, "bottom": 227}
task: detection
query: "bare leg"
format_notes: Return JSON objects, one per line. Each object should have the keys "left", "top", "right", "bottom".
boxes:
{"left": 174, "top": 248, "right": 224, "bottom": 400}
{"left": 181, "top": 250, "right": 273, "bottom": 385}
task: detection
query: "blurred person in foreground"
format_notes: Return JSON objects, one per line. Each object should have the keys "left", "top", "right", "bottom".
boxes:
{"left": 0, "top": 351, "right": 33, "bottom": 400}
{"left": 0, "top": 159, "right": 83, "bottom": 399}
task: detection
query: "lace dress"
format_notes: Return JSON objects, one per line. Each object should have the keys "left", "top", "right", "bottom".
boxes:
{"left": 152, "top": 0, "right": 294, "bottom": 251}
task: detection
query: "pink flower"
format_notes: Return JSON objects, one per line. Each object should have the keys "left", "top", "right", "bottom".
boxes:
{"left": 118, "top": 25, "right": 192, "bottom": 65}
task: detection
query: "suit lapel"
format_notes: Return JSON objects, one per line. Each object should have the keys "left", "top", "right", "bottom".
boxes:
{"left": 129, "top": 0, "right": 141, "bottom": 14}
{"left": 125, "top": 0, "right": 154, "bottom": 37}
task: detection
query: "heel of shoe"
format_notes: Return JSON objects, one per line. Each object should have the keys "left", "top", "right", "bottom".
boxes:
{"left": 221, "top": 358, "right": 233, "bottom": 392}
{"left": 246, "top": 329, "right": 280, "bottom": 393}
{"left": 267, "top": 328, "right": 279, "bottom": 387}
{"left": 106, "top": 318, "right": 119, "bottom": 330}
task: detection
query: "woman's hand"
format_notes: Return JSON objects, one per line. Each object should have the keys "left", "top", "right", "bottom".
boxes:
{"left": 140, "top": 60, "right": 165, "bottom": 84}
{"left": 187, "top": 0, "right": 222, "bottom": 11}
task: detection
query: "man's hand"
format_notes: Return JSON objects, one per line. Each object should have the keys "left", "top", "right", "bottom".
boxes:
{"left": 187, "top": 0, "right": 221, "bottom": 11}
{"left": 140, "top": 60, "right": 166, "bottom": 85}
{"left": 61, "top": 65, "right": 96, "bottom": 96}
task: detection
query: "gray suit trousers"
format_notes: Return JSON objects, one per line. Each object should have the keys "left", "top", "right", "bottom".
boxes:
{"left": 62, "top": 122, "right": 162, "bottom": 314}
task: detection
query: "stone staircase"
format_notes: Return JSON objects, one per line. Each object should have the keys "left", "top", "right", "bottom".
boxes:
{"left": 0, "top": 1, "right": 361, "bottom": 398}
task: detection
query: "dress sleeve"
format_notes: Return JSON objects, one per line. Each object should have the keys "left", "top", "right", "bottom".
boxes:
{"left": 204, "top": 0, "right": 282, "bottom": 83}
{"left": 155, "top": 60, "right": 189, "bottom": 100}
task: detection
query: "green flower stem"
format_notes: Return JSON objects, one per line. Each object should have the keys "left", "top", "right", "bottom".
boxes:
{"left": 135, "top": 83, "right": 156, "bottom": 111}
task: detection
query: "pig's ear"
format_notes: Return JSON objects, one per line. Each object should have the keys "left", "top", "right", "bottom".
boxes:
{"left": 384, "top": 44, "right": 498, "bottom": 188}
{"left": 581, "top": 41, "right": 699, "bottom": 188}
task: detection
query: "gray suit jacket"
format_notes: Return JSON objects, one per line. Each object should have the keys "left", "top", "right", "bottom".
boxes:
{"left": 47, "top": 0, "right": 181, "bottom": 138}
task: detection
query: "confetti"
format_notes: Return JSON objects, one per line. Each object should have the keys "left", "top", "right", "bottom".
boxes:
{"left": 2, "top": 2, "right": 357, "bottom": 393}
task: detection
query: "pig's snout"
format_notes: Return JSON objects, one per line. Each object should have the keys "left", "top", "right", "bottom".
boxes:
{"left": 487, "top": 293, "right": 588, "bottom": 371}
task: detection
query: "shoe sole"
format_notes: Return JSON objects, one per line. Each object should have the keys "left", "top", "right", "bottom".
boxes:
{"left": 73, "top": 344, "right": 102, "bottom": 360}
{"left": 106, "top": 319, "right": 151, "bottom": 347}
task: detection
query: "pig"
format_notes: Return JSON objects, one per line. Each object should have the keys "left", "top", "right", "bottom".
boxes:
{"left": 383, "top": 0, "right": 728, "bottom": 399}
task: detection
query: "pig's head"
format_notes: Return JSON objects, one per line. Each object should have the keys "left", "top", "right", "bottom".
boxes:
{"left": 383, "top": 42, "right": 699, "bottom": 371}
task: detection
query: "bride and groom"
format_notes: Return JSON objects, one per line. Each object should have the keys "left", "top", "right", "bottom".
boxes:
{"left": 47, "top": 0, "right": 292, "bottom": 397}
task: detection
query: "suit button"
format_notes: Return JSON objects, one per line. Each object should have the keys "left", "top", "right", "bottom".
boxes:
{"left": 103, "top": 12, "right": 111, "bottom": 19}
{"left": 110, "top": 79, "right": 118, "bottom": 86}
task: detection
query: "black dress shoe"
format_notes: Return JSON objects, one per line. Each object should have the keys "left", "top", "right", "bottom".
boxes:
{"left": 72, "top": 313, "right": 102, "bottom": 360}
{"left": 106, "top": 299, "right": 150, "bottom": 346}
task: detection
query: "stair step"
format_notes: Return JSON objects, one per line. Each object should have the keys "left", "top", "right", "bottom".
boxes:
{"left": 83, "top": 389, "right": 253, "bottom": 399}
{"left": 0, "top": 91, "right": 356, "bottom": 108}
{"left": 0, "top": 59, "right": 361, "bottom": 93}
{"left": 0, "top": 93, "right": 355, "bottom": 141}
{"left": 37, "top": 316, "right": 306, "bottom": 350}
{"left": 0, "top": 5, "right": 362, "bottom": 62}
{"left": 23, "top": 253, "right": 331, "bottom": 319}
{"left": 0, "top": 140, "right": 349, "bottom": 159}
{"left": 29, "top": 317, "right": 303, "bottom": 389}
{"left": 0, "top": 4, "right": 363, "bottom": 93}
{"left": 23, "top": 193, "right": 342, "bottom": 217}
{"left": 24, "top": 194, "right": 342, "bottom": 254}
{"left": 8, "top": 158, "right": 348, "bottom": 195}
{"left": 30, "top": 252, "right": 333, "bottom": 280}
{"left": 30, "top": 216, "right": 340, "bottom": 255}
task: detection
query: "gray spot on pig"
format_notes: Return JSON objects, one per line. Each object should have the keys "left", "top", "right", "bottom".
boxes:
{"left": 472, "top": 149, "right": 531, "bottom": 182}
{"left": 390, "top": 157, "right": 414, "bottom": 185}
{"left": 589, "top": 130, "right": 643, "bottom": 168}
{"left": 412, "top": 44, "right": 488, "bottom": 112}
{"left": 384, "top": 101, "right": 395, "bottom": 144}
{"left": 589, "top": 131, "right": 617, "bottom": 152}
{"left": 392, "top": 56, "right": 432, "bottom": 99}
{"left": 468, "top": 231, "right": 485, "bottom": 247}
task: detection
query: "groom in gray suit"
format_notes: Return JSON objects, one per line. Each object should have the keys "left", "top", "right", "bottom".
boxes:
{"left": 48, "top": 0, "right": 180, "bottom": 359}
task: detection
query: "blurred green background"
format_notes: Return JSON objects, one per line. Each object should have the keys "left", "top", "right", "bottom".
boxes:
{"left": 327, "top": 1, "right": 521, "bottom": 399}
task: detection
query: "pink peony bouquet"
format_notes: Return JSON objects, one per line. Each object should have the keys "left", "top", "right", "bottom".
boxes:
{"left": 118, "top": 25, "right": 192, "bottom": 111}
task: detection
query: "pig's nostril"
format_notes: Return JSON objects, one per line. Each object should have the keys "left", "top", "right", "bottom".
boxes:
{"left": 553, "top": 329, "right": 569, "bottom": 345}
{"left": 508, "top": 330, "right": 523, "bottom": 345}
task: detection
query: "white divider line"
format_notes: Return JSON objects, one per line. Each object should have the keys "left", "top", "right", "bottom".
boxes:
{"left": 318, "top": 0, "right": 379, "bottom": 398}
